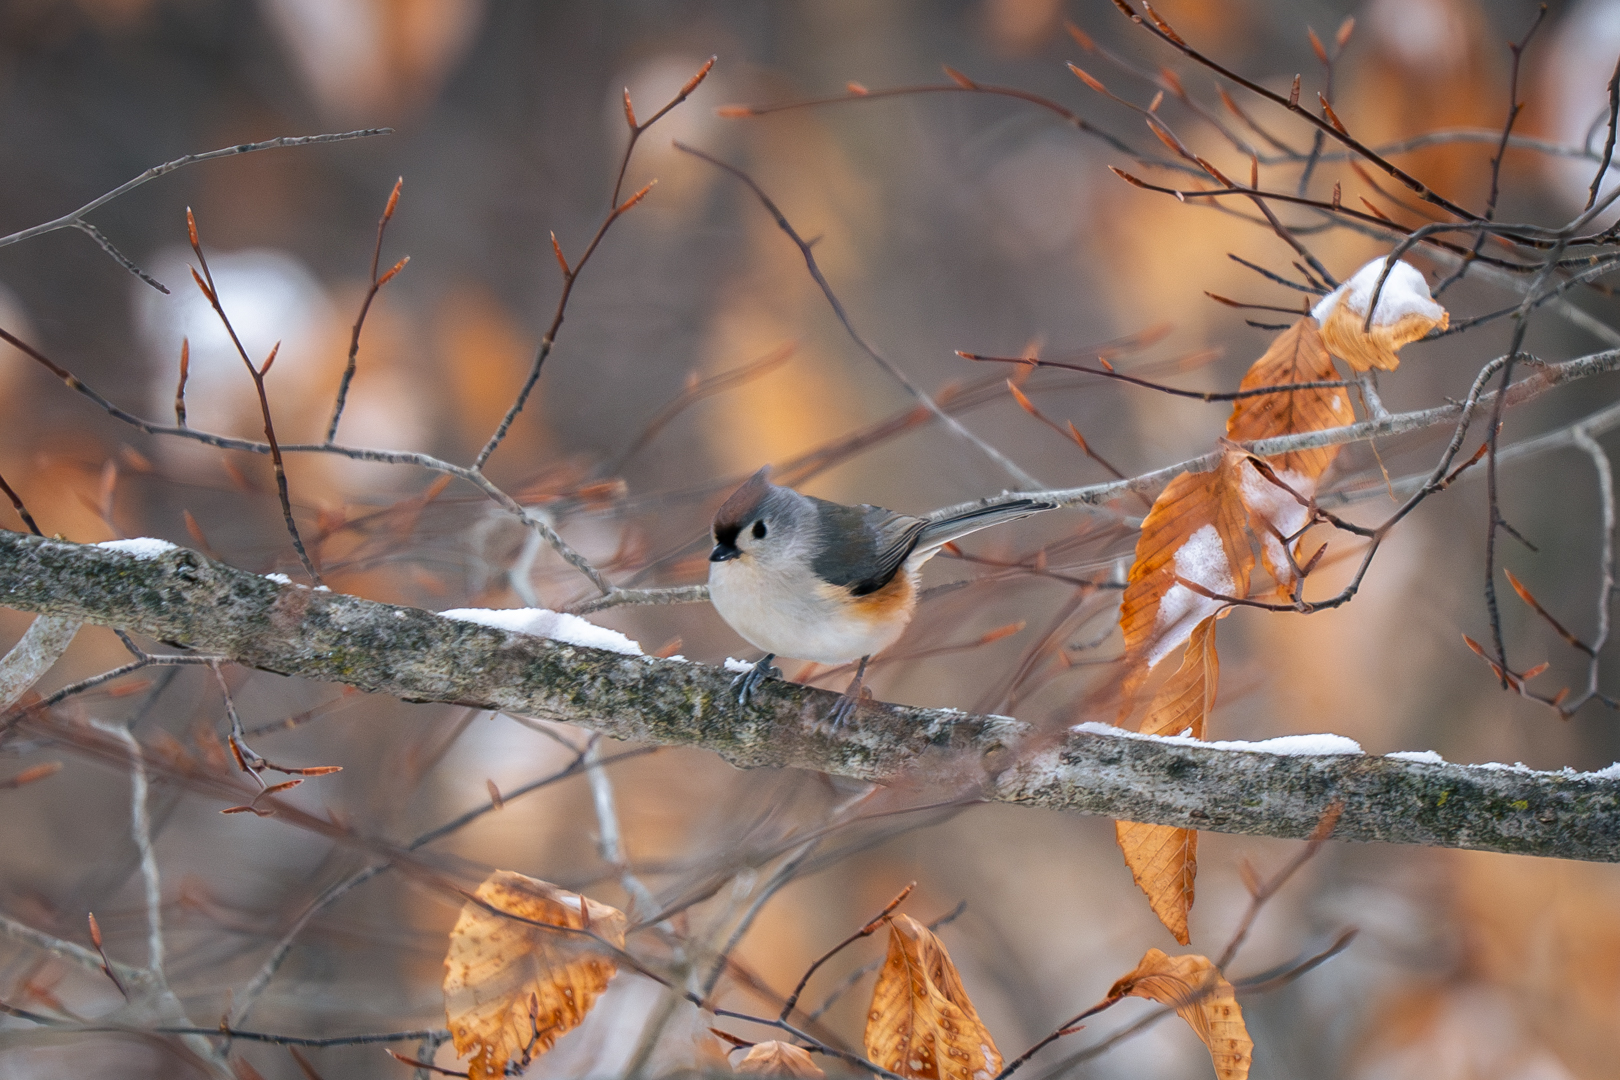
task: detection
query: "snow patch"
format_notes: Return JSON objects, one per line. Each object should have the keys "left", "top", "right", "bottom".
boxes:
{"left": 439, "top": 607, "right": 644, "bottom": 656}
{"left": 1078, "top": 725, "right": 1620, "bottom": 779}
{"left": 1149, "top": 524, "right": 1233, "bottom": 668}
{"left": 1386, "top": 749, "right": 1446, "bottom": 765}
{"left": 263, "top": 572, "right": 293, "bottom": 585}
{"left": 1311, "top": 258, "right": 1445, "bottom": 327}
{"left": 724, "top": 657, "right": 757, "bottom": 674}
{"left": 96, "top": 538, "right": 177, "bottom": 559}
{"left": 1240, "top": 462, "right": 1313, "bottom": 587}
{"left": 1074, "top": 721, "right": 1363, "bottom": 756}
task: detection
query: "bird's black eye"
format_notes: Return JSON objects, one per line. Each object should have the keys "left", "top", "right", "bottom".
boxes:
{"left": 752, "top": 520, "right": 767, "bottom": 540}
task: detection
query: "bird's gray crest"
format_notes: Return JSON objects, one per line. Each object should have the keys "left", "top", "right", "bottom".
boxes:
{"left": 714, "top": 465, "right": 776, "bottom": 533}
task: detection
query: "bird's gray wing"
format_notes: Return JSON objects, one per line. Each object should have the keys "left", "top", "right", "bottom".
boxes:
{"left": 808, "top": 499, "right": 928, "bottom": 597}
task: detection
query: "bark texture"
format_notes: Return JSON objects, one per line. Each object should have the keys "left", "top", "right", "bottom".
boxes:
{"left": 3, "top": 530, "right": 1618, "bottom": 862}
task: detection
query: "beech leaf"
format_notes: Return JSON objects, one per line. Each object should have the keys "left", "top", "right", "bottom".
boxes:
{"left": 1108, "top": 949, "right": 1253, "bottom": 1080}
{"left": 1116, "top": 615, "right": 1217, "bottom": 943}
{"left": 864, "top": 914, "right": 1001, "bottom": 1080}
{"left": 736, "top": 1041, "right": 827, "bottom": 1078}
{"left": 443, "top": 870, "right": 627, "bottom": 1080}
{"left": 1225, "top": 317, "right": 1349, "bottom": 481}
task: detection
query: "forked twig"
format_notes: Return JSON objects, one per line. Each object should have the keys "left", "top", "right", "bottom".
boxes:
{"left": 186, "top": 208, "right": 322, "bottom": 586}
{"left": 327, "top": 178, "right": 409, "bottom": 443}
{"left": 473, "top": 59, "right": 715, "bottom": 471}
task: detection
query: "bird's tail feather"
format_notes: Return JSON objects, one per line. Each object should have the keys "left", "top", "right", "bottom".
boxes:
{"left": 914, "top": 498, "right": 1057, "bottom": 553}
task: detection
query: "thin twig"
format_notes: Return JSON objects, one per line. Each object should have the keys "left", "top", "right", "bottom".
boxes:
{"left": 778, "top": 883, "right": 914, "bottom": 1021}
{"left": 327, "top": 178, "right": 408, "bottom": 443}
{"left": 185, "top": 209, "right": 322, "bottom": 586}
{"left": 0, "top": 468, "right": 42, "bottom": 535}
{"left": 0, "top": 129, "right": 391, "bottom": 286}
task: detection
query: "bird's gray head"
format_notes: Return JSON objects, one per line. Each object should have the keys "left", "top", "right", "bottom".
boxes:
{"left": 710, "top": 466, "right": 811, "bottom": 566}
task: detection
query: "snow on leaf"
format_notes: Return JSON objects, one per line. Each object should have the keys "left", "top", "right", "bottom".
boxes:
{"left": 1120, "top": 451, "right": 1253, "bottom": 680}
{"left": 864, "top": 914, "right": 1001, "bottom": 1080}
{"left": 1107, "top": 949, "right": 1253, "bottom": 1080}
{"left": 1224, "top": 317, "right": 1348, "bottom": 596}
{"left": 443, "top": 871, "right": 627, "bottom": 1080}
{"left": 735, "top": 1041, "right": 827, "bottom": 1078}
{"left": 1116, "top": 614, "right": 1217, "bottom": 945}
{"left": 1312, "top": 258, "right": 1448, "bottom": 372}
{"left": 1237, "top": 459, "right": 1314, "bottom": 600}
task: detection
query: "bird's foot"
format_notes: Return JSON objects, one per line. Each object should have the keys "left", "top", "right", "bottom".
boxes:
{"left": 823, "top": 656, "right": 871, "bottom": 730}
{"left": 731, "top": 654, "right": 780, "bottom": 706}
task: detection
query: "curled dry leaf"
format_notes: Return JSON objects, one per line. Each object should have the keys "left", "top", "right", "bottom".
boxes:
{"left": 443, "top": 870, "right": 628, "bottom": 1080}
{"left": 736, "top": 1041, "right": 827, "bottom": 1078}
{"left": 1115, "top": 614, "right": 1218, "bottom": 944}
{"left": 1312, "top": 258, "right": 1448, "bottom": 372}
{"left": 1119, "top": 450, "right": 1253, "bottom": 681}
{"left": 1108, "top": 949, "right": 1253, "bottom": 1080}
{"left": 865, "top": 914, "right": 1001, "bottom": 1080}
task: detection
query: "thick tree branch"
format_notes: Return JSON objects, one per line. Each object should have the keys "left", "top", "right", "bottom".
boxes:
{"left": 3, "top": 532, "right": 1618, "bottom": 862}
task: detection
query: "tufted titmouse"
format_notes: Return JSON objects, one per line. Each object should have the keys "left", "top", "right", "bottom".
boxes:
{"left": 708, "top": 466, "right": 1056, "bottom": 725}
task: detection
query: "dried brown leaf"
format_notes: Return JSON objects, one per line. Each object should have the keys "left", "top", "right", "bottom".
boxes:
{"left": 1226, "top": 317, "right": 1350, "bottom": 482}
{"left": 864, "top": 914, "right": 1000, "bottom": 1080}
{"left": 1116, "top": 615, "right": 1216, "bottom": 944}
{"left": 444, "top": 871, "right": 627, "bottom": 1080}
{"left": 736, "top": 1042, "right": 826, "bottom": 1078}
{"left": 1108, "top": 949, "right": 1253, "bottom": 1080}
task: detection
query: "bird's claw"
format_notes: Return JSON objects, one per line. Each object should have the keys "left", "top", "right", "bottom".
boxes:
{"left": 731, "top": 655, "right": 780, "bottom": 706}
{"left": 825, "top": 693, "right": 859, "bottom": 730}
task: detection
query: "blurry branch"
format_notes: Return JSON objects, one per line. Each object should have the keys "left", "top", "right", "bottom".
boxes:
{"left": 571, "top": 584, "right": 709, "bottom": 614}
{"left": 0, "top": 615, "right": 81, "bottom": 710}
{"left": 4, "top": 532, "right": 1620, "bottom": 862}
{"left": 0, "top": 129, "right": 391, "bottom": 292}
{"left": 601, "top": 343, "right": 796, "bottom": 477}
{"left": 718, "top": 72, "right": 1176, "bottom": 171}
{"left": 676, "top": 142, "right": 1044, "bottom": 490}
{"left": 88, "top": 721, "right": 167, "bottom": 978}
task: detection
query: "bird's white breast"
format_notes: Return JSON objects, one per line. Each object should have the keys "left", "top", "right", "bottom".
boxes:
{"left": 709, "top": 557, "right": 912, "bottom": 663}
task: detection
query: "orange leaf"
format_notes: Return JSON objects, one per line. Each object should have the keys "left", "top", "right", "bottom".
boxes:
{"left": 1119, "top": 452, "right": 1253, "bottom": 679}
{"left": 736, "top": 1041, "right": 826, "bottom": 1078}
{"left": 1225, "top": 317, "right": 1349, "bottom": 482}
{"left": 864, "top": 914, "right": 1000, "bottom": 1080}
{"left": 1116, "top": 616, "right": 1217, "bottom": 943}
{"left": 1108, "top": 950, "right": 1253, "bottom": 1080}
{"left": 443, "top": 871, "right": 627, "bottom": 1080}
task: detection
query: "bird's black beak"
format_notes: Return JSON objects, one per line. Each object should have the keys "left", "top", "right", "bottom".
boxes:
{"left": 710, "top": 542, "right": 741, "bottom": 562}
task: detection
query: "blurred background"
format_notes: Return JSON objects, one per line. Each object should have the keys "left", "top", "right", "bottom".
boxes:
{"left": 4, "top": 0, "right": 1620, "bottom": 1077}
